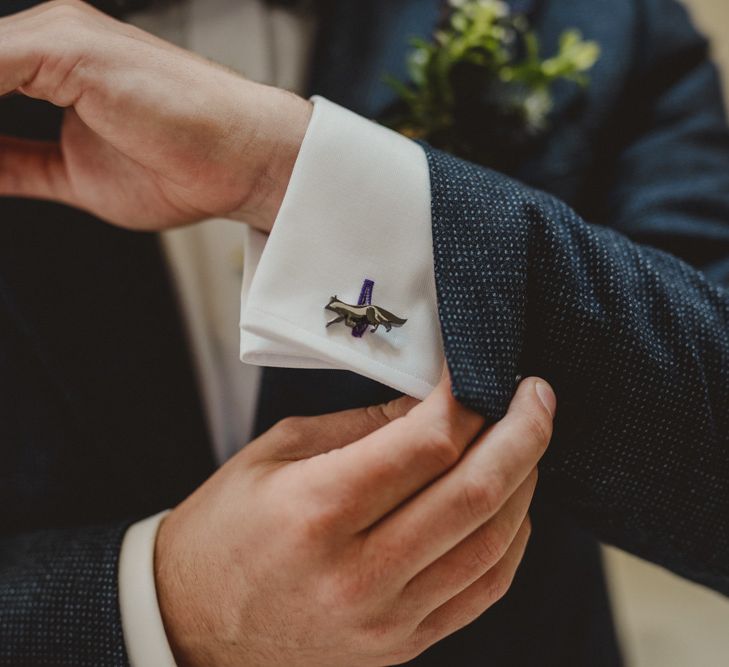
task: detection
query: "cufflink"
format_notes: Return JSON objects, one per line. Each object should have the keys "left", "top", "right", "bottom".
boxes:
{"left": 325, "top": 279, "right": 407, "bottom": 336}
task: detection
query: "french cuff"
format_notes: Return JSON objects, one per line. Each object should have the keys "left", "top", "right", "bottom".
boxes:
{"left": 240, "top": 96, "right": 443, "bottom": 399}
{"left": 118, "top": 511, "right": 177, "bottom": 667}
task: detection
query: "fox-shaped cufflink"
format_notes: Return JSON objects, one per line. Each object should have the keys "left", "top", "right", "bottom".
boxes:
{"left": 325, "top": 296, "right": 407, "bottom": 334}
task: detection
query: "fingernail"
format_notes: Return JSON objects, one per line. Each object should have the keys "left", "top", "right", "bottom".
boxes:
{"left": 535, "top": 381, "right": 556, "bottom": 418}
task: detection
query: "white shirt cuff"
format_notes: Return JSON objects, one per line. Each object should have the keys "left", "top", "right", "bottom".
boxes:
{"left": 118, "top": 512, "right": 178, "bottom": 667}
{"left": 240, "top": 96, "right": 443, "bottom": 399}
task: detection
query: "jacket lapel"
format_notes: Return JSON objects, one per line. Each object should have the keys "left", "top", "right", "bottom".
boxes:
{"left": 307, "top": 0, "right": 442, "bottom": 118}
{"left": 306, "top": 0, "right": 543, "bottom": 118}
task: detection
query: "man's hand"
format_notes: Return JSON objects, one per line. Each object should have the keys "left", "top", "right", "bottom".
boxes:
{"left": 155, "top": 374, "right": 556, "bottom": 667}
{"left": 0, "top": 0, "right": 311, "bottom": 231}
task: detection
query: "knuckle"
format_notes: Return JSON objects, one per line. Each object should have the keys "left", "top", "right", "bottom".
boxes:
{"left": 469, "top": 526, "right": 508, "bottom": 570}
{"left": 461, "top": 475, "right": 502, "bottom": 521}
{"left": 271, "top": 415, "right": 307, "bottom": 443}
{"left": 381, "top": 396, "right": 417, "bottom": 421}
{"left": 523, "top": 514, "right": 533, "bottom": 540}
{"left": 298, "top": 497, "right": 341, "bottom": 539}
{"left": 364, "top": 403, "right": 393, "bottom": 428}
{"left": 358, "top": 536, "right": 414, "bottom": 597}
{"left": 421, "top": 423, "right": 462, "bottom": 470}
{"left": 383, "top": 396, "right": 418, "bottom": 420}
{"left": 354, "top": 611, "right": 415, "bottom": 661}
{"left": 485, "top": 571, "right": 513, "bottom": 605}
{"left": 45, "top": 1, "right": 85, "bottom": 22}
{"left": 318, "top": 565, "right": 412, "bottom": 651}
{"left": 407, "top": 622, "right": 450, "bottom": 661}
{"left": 326, "top": 572, "right": 370, "bottom": 609}
{"left": 388, "top": 641, "right": 427, "bottom": 666}
{"left": 359, "top": 614, "right": 401, "bottom": 644}
{"left": 298, "top": 481, "right": 368, "bottom": 540}
{"left": 319, "top": 568, "right": 387, "bottom": 624}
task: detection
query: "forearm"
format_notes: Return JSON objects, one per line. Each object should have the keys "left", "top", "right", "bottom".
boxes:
{"left": 0, "top": 521, "right": 133, "bottom": 666}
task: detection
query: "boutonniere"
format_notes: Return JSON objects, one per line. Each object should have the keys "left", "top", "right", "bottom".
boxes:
{"left": 385, "top": 0, "right": 600, "bottom": 170}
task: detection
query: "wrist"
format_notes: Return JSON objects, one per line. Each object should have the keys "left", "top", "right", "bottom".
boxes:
{"left": 154, "top": 506, "right": 256, "bottom": 667}
{"left": 229, "top": 85, "right": 313, "bottom": 232}
{"left": 154, "top": 514, "right": 209, "bottom": 667}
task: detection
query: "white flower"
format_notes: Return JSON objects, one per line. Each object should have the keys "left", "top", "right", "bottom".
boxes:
{"left": 449, "top": 0, "right": 509, "bottom": 18}
{"left": 523, "top": 89, "right": 552, "bottom": 132}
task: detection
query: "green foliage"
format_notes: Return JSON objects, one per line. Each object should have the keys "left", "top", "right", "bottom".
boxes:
{"left": 386, "top": 0, "right": 600, "bottom": 162}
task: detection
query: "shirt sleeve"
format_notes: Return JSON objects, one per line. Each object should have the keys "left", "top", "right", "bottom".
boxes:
{"left": 239, "top": 96, "right": 443, "bottom": 399}
{"left": 118, "top": 512, "right": 178, "bottom": 667}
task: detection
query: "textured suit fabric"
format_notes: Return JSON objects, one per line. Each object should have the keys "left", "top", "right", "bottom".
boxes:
{"left": 0, "top": 97, "right": 215, "bottom": 665}
{"left": 0, "top": 0, "right": 726, "bottom": 666}
{"left": 0, "top": 524, "right": 132, "bottom": 666}
{"left": 425, "top": 0, "right": 729, "bottom": 593}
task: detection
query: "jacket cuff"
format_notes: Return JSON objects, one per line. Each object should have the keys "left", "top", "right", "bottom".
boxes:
{"left": 0, "top": 522, "right": 133, "bottom": 666}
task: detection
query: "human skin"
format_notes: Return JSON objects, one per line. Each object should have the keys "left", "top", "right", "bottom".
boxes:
{"left": 155, "top": 374, "right": 555, "bottom": 666}
{"left": 0, "top": 0, "right": 312, "bottom": 232}
{"left": 0, "top": 2, "right": 557, "bottom": 664}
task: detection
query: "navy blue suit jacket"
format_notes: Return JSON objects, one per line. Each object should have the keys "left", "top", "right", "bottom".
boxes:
{"left": 2, "top": 0, "right": 728, "bottom": 665}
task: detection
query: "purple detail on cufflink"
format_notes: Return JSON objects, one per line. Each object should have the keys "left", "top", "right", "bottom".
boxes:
{"left": 352, "top": 278, "right": 374, "bottom": 338}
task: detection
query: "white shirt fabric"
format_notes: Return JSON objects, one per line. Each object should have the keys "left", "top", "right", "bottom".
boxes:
{"left": 240, "top": 97, "right": 442, "bottom": 399}
{"left": 118, "top": 1, "right": 438, "bottom": 665}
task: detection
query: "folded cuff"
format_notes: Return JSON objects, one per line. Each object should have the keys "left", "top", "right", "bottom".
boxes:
{"left": 118, "top": 512, "right": 177, "bottom": 667}
{"left": 240, "top": 96, "right": 443, "bottom": 399}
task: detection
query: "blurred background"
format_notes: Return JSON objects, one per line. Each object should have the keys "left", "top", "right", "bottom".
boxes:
{"left": 602, "top": 6, "right": 729, "bottom": 663}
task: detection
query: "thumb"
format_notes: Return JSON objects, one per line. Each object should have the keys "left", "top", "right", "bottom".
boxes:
{"left": 0, "top": 136, "right": 72, "bottom": 204}
{"left": 252, "top": 394, "right": 420, "bottom": 462}
{"left": 509, "top": 376, "right": 557, "bottom": 420}
{"left": 325, "top": 393, "right": 421, "bottom": 447}
{"left": 493, "top": 376, "right": 556, "bottom": 458}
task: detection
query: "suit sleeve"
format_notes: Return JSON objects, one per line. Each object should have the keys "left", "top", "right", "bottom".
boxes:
{"left": 426, "top": 0, "right": 729, "bottom": 594}
{"left": 0, "top": 522, "right": 132, "bottom": 666}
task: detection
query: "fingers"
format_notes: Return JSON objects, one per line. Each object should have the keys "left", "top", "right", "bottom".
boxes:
{"left": 251, "top": 394, "right": 419, "bottom": 463}
{"left": 2, "top": 0, "right": 104, "bottom": 21}
{"left": 0, "top": 136, "right": 72, "bottom": 203}
{"left": 400, "top": 469, "right": 536, "bottom": 616}
{"left": 413, "top": 516, "right": 531, "bottom": 651}
{"left": 0, "top": 2, "right": 126, "bottom": 104}
{"left": 302, "top": 371, "right": 485, "bottom": 532}
{"left": 365, "top": 377, "right": 553, "bottom": 581}
{"left": 0, "top": 5, "right": 79, "bottom": 102}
